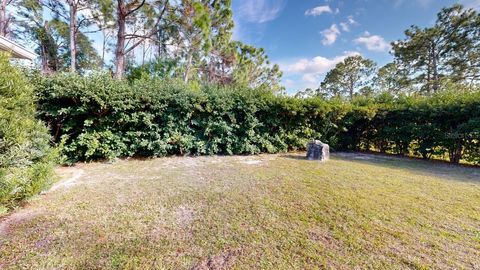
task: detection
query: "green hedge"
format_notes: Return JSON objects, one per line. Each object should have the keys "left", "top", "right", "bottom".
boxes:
{"left": 0, "top": 54, "right": 56, "bottom": 212}
{"left": 339, "top": 92, "right": 480, "bottom": 164}
{"left": 34, "top": 73, "right": 479, "bottom": 165}
{"left": 35, "top": 73, "right": 347, "bottom": 163}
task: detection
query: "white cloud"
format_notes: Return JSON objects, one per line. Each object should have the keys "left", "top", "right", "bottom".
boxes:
{"left": 282, "top": 51, "right": 360, "bottom": 77}
{"left": 320, "top": 16, "right": 357, "bottom": 45}
{"left": 347, "top": 15, "right": 357, "bottom": 25}
{"left": 302, "top": 73, "right": 318, "bottom": 83}
{"left": 321, "top": 24, "right": 341, "bottom": 45}
{"left": 354, "top": 32, "right": 391, "bottom": 52}
{"left": 279, "top": 51, "right": 360, "bottom": 90}
{"left": 233, "top": 0, "right": 285, "bottom": 42}
{"left": 305, "top": 5, "right": 338, "bottom": 16}
{"left": 284, "top": 79, "right": 296, "bottom": 87}
{"left": 339, "top": 22, "right": 350, "bottom": 32}
{"left": 238, "top": 0, "right": 286, "bottom": 23}
{"left": 339, "top": 16, "right": 357, "bottom": 32}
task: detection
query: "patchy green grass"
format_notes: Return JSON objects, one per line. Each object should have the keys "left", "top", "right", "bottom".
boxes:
{"left": 0, "top": 153, "right": 479, "bottom": 269}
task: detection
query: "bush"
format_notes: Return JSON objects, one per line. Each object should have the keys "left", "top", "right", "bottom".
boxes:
{"left": 0, "top": 53, "right": 56, "bottom": 211}
{"left": 338, "top": 90, "right": 480, "bottom": 164}
{"left": 34, "top": 73, "right": 479, "bottom": 165}
{"left": 34, "top": 73, "right": 347, "bottom": 162}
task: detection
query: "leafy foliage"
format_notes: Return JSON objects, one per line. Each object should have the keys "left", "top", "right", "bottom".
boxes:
{"left": 232, "top": 42, "right": 284, "bottom": 93}
{"left": 320, "top": 55, "right": 377, "bottom": 100}
{"left": 392, "top": 4, "right": 480, "bottom": 94}
{"left": 338, "top": 89, "right": 480, "bottom": 164}
{"left": 0, "top": 53, "right": 56, "bottom": 211}
{"left": 374, "top": 63, "right": 412, "bottom": 97}
{"left": 34, "top": 73, "right": 480, "bottom": 165}
{"left": 34, "top": 73, "right": 345, "bottom": 162}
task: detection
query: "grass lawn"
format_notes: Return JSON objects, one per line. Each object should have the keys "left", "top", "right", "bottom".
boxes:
{"left": 0, "top": 153, "right": 479, "bottom": 269}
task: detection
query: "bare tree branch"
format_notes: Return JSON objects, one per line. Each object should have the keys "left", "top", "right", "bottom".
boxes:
{"left": 126, "top": 0, "right": 146, "bottom": 17}
{"left": 124, "top": 0, "right": 169, "bottom": 55}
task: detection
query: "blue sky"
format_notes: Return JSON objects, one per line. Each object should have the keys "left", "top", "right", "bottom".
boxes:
{"left": 231, "top": 0, "right": 480, "bottom": 94}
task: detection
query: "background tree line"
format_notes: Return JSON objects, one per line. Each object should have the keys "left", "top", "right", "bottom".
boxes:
{"left": 297, "top": 4, "right": 480, "bottom": 99}
{"left": 0, "top": 0, "right": 283, "bottom": 91}
{"left": 1, "top": 2, "right": 478, "bottom": 97}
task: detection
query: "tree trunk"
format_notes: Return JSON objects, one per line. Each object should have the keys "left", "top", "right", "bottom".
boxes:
{"left": 102, "top": 31, "right": 106, "bottom": 65}
{"left": 449, "top": 141, "right": 463, "bottom": 164}
{"left": 431, "top": 42, "right": 439, "bottom": 92}
{"left": 40, "top": 22, "right": 56, "bottom": 74}
{"left": 113, "top": 0, "right": 165, "bottom": 79}
{"left": 0, "top": 0, "right": 9, "bottom": 37}
{"left": 349, "top": 78, "right": 354, "bottom": 100}
{"left": 142, "top": 43, "right": 145, "bottom": 65}
{"left": 426, "top": 58, "right": 432, "bottom": 94}
{"left": 183, "top": 50, "right": 193, "bottom": 83}
{"left": 114, "top": 0, "right": 126, "bottom": 80}
{"left": 379, "top": 141, "right": 387, "bottom": 153}
{"left": 40, "top": 43, "right": 51, "bottom": 74}
{"left": 69, "top": 0, "right": 77, "bottom": 72}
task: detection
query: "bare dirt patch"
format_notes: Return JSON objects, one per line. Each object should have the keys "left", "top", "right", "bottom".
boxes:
{"left": 175, "top": 205, "right": 195, "bottom": 227}
{"left": 0, "top": 209, "right": 44, "bottom": 237}
{"left": 190, "top": 249, "right": 242, "bottom": 270}
{"left": 240, "top": 160, "right": 262, "bottom": 165}
{"left": 308, "top": 227, "right": 343, "bottom": 251}
{"left": 49, "top": 166, "right": 85, "bottom": 191}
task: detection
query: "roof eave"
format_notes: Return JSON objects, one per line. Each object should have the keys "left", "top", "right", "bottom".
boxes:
{"left": 0, "top": 36, "right": 37, "bottom": 61}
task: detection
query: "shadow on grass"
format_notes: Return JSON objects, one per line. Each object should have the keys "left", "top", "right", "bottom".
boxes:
{"left": 282, "top": 152, "right": 480, "bottom": 184}
{"left": 281, "top": 154, "right": 308, "bottom": 161}
{"left": 340, "top": 152, "right": 480, "bottom": 183}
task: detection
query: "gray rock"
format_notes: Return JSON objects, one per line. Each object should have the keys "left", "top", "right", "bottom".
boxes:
{"left": 306, "top": 140, "right": 330, "bottom": 161}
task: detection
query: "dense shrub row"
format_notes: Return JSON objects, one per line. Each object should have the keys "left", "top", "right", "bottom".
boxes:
{"left": 341, "top": 91, "right": 480, "bottom": 164}
{"left": 34, "top": 73, "right": 348, "bottom": 163}
{"left": 34, "top": 73, "right": 479, "bottom": 165}
{"left": 0, "top": 54, "right": 56, "bottom": 212}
